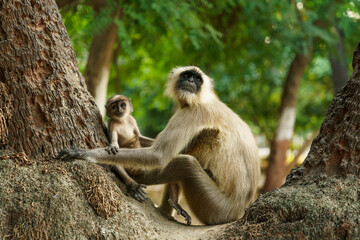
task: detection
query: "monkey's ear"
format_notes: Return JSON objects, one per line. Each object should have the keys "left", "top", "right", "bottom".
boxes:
{"left": 128, "top": 98, "right": 134, "bottom": 113}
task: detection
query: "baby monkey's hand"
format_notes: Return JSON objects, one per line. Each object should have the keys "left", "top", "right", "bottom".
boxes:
{"left": 105, "top": 145, "right": 119, "bottom": 155}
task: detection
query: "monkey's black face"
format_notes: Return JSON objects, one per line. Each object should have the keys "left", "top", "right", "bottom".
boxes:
{"left": 107, "top": 100, "right": 128, "bottom": 118}
{"left": 176, "top": 70, "right": 203, "bottom": 94}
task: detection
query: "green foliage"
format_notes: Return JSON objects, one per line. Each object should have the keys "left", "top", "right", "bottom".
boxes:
{"left": 297, "top": 55, "right": 333, "bottom": 135}
{"left": 61, "top": 4, "right": 94, "bottom": 71}
{"left": 61, "top": 0, "right": 360, "bottom": 141}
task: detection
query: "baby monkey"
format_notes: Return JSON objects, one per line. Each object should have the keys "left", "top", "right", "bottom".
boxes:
{"left": 105, "top": 94, "right": 151, "bottom": 201}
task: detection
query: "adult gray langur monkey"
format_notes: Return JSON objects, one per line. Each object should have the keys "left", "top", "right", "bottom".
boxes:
{"left": 57, "top": 66, "right": 260, "bottom": 225}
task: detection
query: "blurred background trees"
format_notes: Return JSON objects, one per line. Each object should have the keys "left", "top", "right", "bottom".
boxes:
{"left": 57, "top": 0, "right": 360, "bottom": 192}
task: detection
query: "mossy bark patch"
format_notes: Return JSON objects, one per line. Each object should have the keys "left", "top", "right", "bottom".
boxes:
{"left": 213, "top": 176, "right": 360, "bottom": 239}
{"left": 72, "top": 163, "right": 123, "bottom": 219}
{"left": 0, "top": 152, "right": 35, "bottom": 167}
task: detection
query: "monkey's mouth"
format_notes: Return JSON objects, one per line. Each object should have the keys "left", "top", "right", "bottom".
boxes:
{"left": 177, "top": 82, "right": 197, "bottom": 93}
{"left": 115, "top": 112, "right": 124, "bottom": 117}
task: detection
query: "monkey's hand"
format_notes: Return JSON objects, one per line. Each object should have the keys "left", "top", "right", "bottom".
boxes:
{"left": 105, "top": 145, "right": 120, "bottom": 155}
{"left": 126, "top": 181, "right": 148, "bottom": 202}
{"left": 169, "top": 199, "right": 192, "bottom": 225}
{"left": 56, "top": 148, "right": 92, "bottom": 162}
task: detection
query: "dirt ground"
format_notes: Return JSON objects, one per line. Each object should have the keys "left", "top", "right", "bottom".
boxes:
{"left": 146, "top": 185, "right": 203, "bottom": 225}
{"left": 146, "top": 166, "right": 268, "bottom": 226}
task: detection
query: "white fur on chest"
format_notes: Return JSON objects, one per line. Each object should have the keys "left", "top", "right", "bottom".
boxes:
{"left": 117, "top": 125, "right": 136, "bottom": 146}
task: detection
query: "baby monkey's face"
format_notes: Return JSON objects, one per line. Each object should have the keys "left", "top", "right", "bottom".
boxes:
{"left": 106, "top": 95, "right": 132, "bottom": 119}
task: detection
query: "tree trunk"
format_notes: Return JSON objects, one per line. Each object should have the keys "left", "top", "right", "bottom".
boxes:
{"left": 113, "top": 42, "right": 122, "bottom": 94}
{"left": 1, "top": 1, "right": 360, "bottom": 239}
{"left": 263, "top": 50, "right": 312, "bottom": 193}
{"left": 330, "top": 26, "right": 348, "bottom": 92}
{"left": 84, "top": 1, "right": 119, "bottom": 117}
{"left": 0, "top": 0, "right": 107, "bottom": 160}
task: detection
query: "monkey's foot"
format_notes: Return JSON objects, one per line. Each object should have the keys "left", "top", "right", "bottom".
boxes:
{"left": 169, "top": 200, "right": 192, "bottom": 225}
{"left": 105, "top": 145, "right": 119, "bottom": 155}
{"left": 56, "top": 148, "right": 89, "bottom": 161}
{"left": 127, "top": 182, "right": 148, "bottom": 202}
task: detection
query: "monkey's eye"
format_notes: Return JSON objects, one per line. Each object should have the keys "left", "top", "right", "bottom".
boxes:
{"left": 183, "top": 73, "right": 189, "bottom": 79}
{"left": 195, "top": 77, "right": 202, "bottom": 84}
{"left": 112, "top": 105, "right": 116, "bottom": 109}
{"left": 121, "top": 102, "right": 126, "bottom": 108}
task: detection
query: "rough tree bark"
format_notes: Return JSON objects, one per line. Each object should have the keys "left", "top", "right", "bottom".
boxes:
{"left": 0, "top": 0, "right": 107, "bottom": 160}
{"left": 1, "top": 1, "right": 360, "bottom": 239}
{"left": 84, "top": 0, "right": 120, "bottom": 117}
{"left": 263, "top": 50, "right": 312, "bottom": 193}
